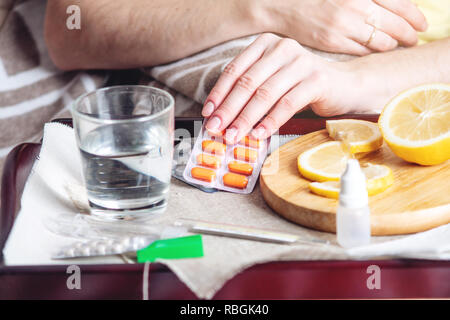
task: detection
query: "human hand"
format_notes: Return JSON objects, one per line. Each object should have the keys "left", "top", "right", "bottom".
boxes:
{"left": 202, "top": 34, "right": 371, "bottom": 142}
{"left": 262, "top": 0, "right": 428, "bottom": 55}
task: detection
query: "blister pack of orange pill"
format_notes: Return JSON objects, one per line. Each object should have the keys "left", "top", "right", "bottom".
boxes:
{"left": 183, "top": 124, "right": 269, "bottom": 194}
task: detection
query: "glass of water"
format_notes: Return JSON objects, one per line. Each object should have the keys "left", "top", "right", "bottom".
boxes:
{"left": 71, "top": 86, "right": 174, "bottom": 221}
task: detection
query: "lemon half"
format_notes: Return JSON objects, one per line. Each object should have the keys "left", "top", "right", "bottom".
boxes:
{"left": 379, "top": 83, "right": 450, "bottom": 165}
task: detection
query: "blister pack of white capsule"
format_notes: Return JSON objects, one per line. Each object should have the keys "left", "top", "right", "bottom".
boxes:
{"left": 182, "top": 123, "right": 269, "bottom": 194}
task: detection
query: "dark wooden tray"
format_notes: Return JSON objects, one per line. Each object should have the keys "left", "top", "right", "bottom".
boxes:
{"left": 1, "top": 115, "right": 449, "bottom": 299}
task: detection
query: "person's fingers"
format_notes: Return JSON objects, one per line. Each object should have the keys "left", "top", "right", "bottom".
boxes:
{"left": 202, "top": 33, "right": 279, "bottom": 117}
{"left": 334, "top": 36, "right": 373, "bottom": 56}
{"left": 373, "top": 0, "right": 428, "bottom": 32}
{"left": 226, "top": 55, "right": 313, "bottom": 143}
{"left": 369, "top": 5, "right": 418, "bottom": 47}
{"left": 251, "top": 75, "right": 321, "bottom": 140}
{"left": 206, "top": 38, "right": 301, "bottom": 133}
{"left": 353, "top": 20, "right": 398, "bottom": 52}
{"left": 332, "top": 8, "right": 396, "bottom": 53}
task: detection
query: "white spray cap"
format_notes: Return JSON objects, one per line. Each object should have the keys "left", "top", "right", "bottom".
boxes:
{"left": 339, "top": 159, "right": 368, "bottom": 209}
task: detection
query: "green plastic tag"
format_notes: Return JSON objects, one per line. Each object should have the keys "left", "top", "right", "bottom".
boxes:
{"left": 136, "top": 235, "right": 204, "bottom": 263}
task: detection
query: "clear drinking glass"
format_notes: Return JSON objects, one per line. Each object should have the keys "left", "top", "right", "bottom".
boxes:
{"left": 71, "top": 86, "right": 174, "bottom": 221}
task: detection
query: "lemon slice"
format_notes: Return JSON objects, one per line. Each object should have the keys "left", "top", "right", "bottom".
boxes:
{"left": 297, "top": 141, "right": 347, "bottom": 182}
{"left": 309, "top": 164, "right": 394, "bottom": 199}
{"left": 363, "top": 163, "right": 394, "bottom": 195}
{"left": 378, "top": 83, "right": 450, "bottom": 165}
{"left": 326, "top": 119, "right": 383, "bottom": 154}
{"left": 308, "top": 181, "right": 341, "bottom": 199}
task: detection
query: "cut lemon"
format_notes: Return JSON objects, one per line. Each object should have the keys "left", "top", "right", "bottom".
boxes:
{"left": 308, "top": 181, "right": 341, "bottom": 199}
{"left": 378, "top": 83, "right": 450, "bottom": 165}
{"left": 309, "top": 164, "right": 394, "bottom": 199}
{"left": 326, "top": 119, "right": 383, "bottom": 154}
{"left": 363, "top": 163, "right": 394, "bottom": 195}
{"left": 297, "top": 141, "right": 347, "bottom": 182}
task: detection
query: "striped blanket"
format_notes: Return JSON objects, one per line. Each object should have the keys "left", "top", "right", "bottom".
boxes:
{"left": 0, "top": 0, "right": 106, "bottom": 176}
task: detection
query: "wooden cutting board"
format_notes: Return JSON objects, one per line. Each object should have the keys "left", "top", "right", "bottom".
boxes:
{"left": 260, "top": 130, "right": 450, "bottom": 235}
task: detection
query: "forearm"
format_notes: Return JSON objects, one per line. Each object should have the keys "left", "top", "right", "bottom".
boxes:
{"left": 348, "top": 38, "right": 450, "bottom": 112}
{"left": 45, "top": 0, "right": 265, "bottom": 70}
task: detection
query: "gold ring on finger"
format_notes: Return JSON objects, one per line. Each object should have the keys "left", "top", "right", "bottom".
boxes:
{"left": 364, "top": 25, "right": 377, "bottom": 47}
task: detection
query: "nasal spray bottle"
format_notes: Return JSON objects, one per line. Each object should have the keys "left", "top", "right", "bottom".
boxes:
{"left": 336, "top": 159, "right": 371, "bottom": 248}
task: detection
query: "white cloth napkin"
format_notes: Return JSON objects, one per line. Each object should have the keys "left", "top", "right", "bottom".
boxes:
{"left": 3, "top": 123, "right": 449, "bottom": 299}
{"left": 3, "top": 123, "right": 125, "bottom": 265}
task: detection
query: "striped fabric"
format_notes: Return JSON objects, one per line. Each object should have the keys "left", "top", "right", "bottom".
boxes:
{"left": 0, "top": 0, "right": 107, "bottom": 182}
{"left": 0, "top": 0, "right": 14, "bottom": 29}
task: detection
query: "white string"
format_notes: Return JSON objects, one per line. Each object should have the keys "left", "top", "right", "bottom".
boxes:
{"left": 142, "top": 262, "right": 151, "bottom": 300}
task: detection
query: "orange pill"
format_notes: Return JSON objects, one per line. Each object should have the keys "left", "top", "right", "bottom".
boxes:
{"left": 240, "top": 136, "right": 260, "bottom": 149}
{"left": 228, "top": 161, "right": 253, "bottom": 176}
{"left": 191, "top": 167, "right": 216, "bottom": 182}
{"left": 197, "top": 153, "right": 221, "bottom": 169}
{"left": 223, "top": 172, "right": 248, "bottom": 189}
{"left": 233, "top": 147, "right": 258, "bottom": 163}
{"left": 202, "top": 140, "right": 226, "bottom": 155}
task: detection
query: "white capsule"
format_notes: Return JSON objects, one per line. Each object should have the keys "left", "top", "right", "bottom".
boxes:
{"left": 97, "top": 244, "right": 106, "bottom": 255}
{"left": 75, "top": 242, "right": 84, "bottom": 249}
{"left": 81, "top": 246, "right": 91, "bottom": 256}
{"left": 64, "top": 248, "right": 75, "bottom": 257}
{"left": 121, "top": 238, "right": 131, "bottom": 247}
